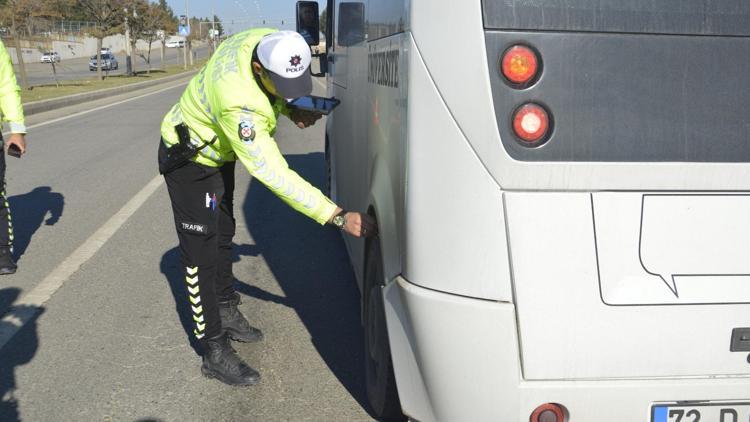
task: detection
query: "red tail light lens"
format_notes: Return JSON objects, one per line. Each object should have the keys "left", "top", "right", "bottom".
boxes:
{"left": 530, "top": 403, "right": 567, "bottom": 422}
{"left": 501, "top": 45, "right": 540, "bottom": 86}
{"left": 512, "top": 103, "right": 551, "bottom": 145}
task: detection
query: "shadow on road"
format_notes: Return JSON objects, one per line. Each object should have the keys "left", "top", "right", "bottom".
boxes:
{"left": 155, "top": 152, "right": 369, "bottom": 413}
{"left": 0, "top": 288, "right": 44, "bottom": 422}
{"left": 159, "top": 241, "right": 262, "bottom": 355}
{"left": 8, "top": 186, "right": 64, "bottom": 260}
{"left": 241, "top": 152, "right": 370, "bottom": 413}
{"left": 159, "top": 248, "right": 202, "bottom": 355}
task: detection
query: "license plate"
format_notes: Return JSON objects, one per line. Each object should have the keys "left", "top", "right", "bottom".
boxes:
{"left": 651, "top": 402, "right": 750, "bottom": 422}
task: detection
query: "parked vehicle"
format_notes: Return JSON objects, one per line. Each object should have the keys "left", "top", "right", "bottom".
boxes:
{"left": 40, "top": 51, "right": 60, "bottom": 63}
{"left": 89, "top": 53, "right": 118, "bottom": 71}
{"left": 165, "top": 39, "right": 185, "bottom": 48}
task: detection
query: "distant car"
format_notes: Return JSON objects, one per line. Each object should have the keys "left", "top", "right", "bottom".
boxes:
{"left": 89, "top": 53, "right": 119, "bottom": 71}
{"left": 165, "top": 40, "right": 185, "bottom": 48}
{"left": 40, "top": 51, "right": 60, "bottom": 63}
{"left": 100, "top": 47, "right": 112, "bottom": 55}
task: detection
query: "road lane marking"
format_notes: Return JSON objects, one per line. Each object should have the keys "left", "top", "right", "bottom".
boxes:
{"left": 2, "top": 81, "right": 188, "bottom": 137}
{"left": 0, "top": 174, "right": 164, "bottom": 351}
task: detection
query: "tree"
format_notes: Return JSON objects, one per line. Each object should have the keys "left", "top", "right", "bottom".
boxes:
{"left": 131, "top": 1, "right": 162, "bottom": 74}
{"left": 212, "top": 14, "right": 223, "bottom": 38}
{"left": 187, "top": 16, "right": 202, "bottom": 41}
{"left": 157, "top": 0, "right": 175, "bottom": 20}
{"left": 0, "top": 0, "right": 70, "bottom": 89}
{"left": 0, "top": 0, "right": 40, "bottom": 90}
{"left": 131, "top": 1, "right": 175, "bottom": 74}
{"left": 77, "top": 0, "right": 124, "bottom": 80}
{"left": 60, "top": 3, "right": 88, "bottom": 21}
{"left": 121, "top": 0, "right": 149, "bottom": 75}
{"left": 155, "top": 0, "right": 177, "bottom": 70}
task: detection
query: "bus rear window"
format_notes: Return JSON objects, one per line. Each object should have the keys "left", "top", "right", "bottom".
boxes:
{"left": 483, "top": 0, "right": 750, "bottom": 36}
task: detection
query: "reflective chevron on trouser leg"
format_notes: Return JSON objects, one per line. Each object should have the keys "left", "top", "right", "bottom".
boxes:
{"left": 1, "top": 187, "right": 12, "bottom": 253}
{"left": 0, "top": 180, "right": 17, "bottom": 274}
{"left": 186, "top": 266, "right": 206, "bottom": 339}
{"left": 5, "top": 196, "right": 13, "bottom": 254}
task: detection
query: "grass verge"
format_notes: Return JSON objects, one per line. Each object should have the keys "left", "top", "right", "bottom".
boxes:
{"left": 21, "top": 60, "right": 206, "bottom": 104}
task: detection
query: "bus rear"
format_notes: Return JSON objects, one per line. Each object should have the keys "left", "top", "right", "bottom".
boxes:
{"left": 384, "top": 1, "right": 750, "bottom": 421}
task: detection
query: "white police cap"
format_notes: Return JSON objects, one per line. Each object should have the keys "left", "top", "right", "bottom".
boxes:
{"left": 257, "top": 31, "right": 312, "bottom": 100}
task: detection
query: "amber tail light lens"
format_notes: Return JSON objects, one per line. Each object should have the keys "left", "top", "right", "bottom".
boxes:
{"left": 501, "top": 45, "right": 540, "bottom": 86}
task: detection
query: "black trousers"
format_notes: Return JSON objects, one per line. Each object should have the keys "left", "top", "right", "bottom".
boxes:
{"left": 164, "top": 160, "right": 237, "bottom": 340}
{"left": 0, "top": 137, "right": 14, "bottom": 251}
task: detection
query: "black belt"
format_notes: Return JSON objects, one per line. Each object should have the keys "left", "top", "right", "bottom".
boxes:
{"left": 158, "top": 123, "right": 217, "bottom": 174}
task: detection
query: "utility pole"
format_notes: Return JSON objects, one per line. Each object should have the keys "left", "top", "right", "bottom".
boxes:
{"left": 182, "top": 0, "right": 188, "bottom": 69}
{"left": 125, "top": 7, "right": 132, "bottom": 76}
{"left": 211, "top": 0, "right": 216, "bottom": 53}
{"left": 186, "top": 0, "right": 193, "bottom": 67}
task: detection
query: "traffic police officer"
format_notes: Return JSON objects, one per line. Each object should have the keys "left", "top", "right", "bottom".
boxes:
{"left": 159, "top": 29, "right": 377, "bottom": 386}
{"left": 0, "top": 40, "right": 27, "bottom": 274}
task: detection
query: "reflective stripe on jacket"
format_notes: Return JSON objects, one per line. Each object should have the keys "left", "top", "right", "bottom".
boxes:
{"left": 0, "top": 40, "right": 26, "bottom": 133}
{"left": 161, "top": 28, "right": 336, "bottom": 225}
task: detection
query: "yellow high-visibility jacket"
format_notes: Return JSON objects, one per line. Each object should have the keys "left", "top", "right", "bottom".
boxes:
{"left": 0, "top": 40, "right": 26, "bottom": 134}
{"left": 161, "top": 28, "right": 336, "bottom": 225}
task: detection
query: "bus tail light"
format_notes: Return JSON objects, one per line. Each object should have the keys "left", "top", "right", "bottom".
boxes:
{"left": 512, "top": 103, "right": 551, "bottom": 146}
{"left": 501, "top": 45, "right": 540, "bottom": 86}
{"left": 530, "top": 403, "right": 567, "bottom": 422}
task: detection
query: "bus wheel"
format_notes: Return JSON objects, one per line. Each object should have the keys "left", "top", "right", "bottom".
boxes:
{"left": 363, "top": 240, "right": 404, "bottom": 421}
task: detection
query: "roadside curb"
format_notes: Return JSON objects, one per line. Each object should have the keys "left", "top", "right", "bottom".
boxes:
{"left": 22, "top": 70, "right": 198, "bottom": 116}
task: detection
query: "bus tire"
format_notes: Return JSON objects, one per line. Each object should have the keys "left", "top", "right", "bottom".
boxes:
{"left": 363, "top": 239, "right": 405, "bottom": 421}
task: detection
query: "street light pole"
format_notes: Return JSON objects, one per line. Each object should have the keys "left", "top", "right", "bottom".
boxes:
{"left": 211, "top": 0, "right": 216, "bottom": 53}
{"left": 124, "top": 7, "right": 132, "bottom": 76}
{"left": 186, "top": 0, "right": 193, "bottom": 66}
{"left": 183, "top": 0, "right": 188, "bottom": 69}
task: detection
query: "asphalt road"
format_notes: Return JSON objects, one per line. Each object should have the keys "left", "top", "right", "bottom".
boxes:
{"left": 15, "top": 45, "right": 210, "bottom": 87}
{"left": 0, "top": 77, "right": 373, "bottom": 421}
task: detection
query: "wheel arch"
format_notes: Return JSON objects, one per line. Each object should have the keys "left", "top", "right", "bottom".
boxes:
{"left": 365, "top": 152, "right": 403, "bottom": 290}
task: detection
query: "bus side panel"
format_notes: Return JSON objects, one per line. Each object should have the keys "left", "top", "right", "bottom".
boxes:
{"left": 328, "top": 12, "right": 371, "bottom": 286}
{"left": 384, "top": 276, "right": 521, "bottom": 421}
{"left": 402, "top": 34, "right": 512, "bottom": 301}
{"left": 364, "top": 34, "right": 409, "bottom": 285}
{"left": 410, "top": 0, "right": 508, "bottom": 188}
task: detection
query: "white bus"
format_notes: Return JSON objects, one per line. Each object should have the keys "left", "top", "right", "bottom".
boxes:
{"left": 297, "top": 1, "right": 750, "bottom": 421}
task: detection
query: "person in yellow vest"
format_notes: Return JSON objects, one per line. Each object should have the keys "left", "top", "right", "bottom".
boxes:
{"left": 0, "top": 40, "right": 27, "bottom": 274}
{"left": 159, "top": 29, "right": 377, "bottom": 386}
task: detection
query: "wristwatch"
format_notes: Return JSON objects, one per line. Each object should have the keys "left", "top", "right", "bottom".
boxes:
{"left": 331, "top": 210, "right": 347, "bottom": 229}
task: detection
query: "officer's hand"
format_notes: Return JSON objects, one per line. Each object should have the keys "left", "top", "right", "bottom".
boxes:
{"left": 6, "top": 133, "right": 26, "bottom": 155}
{"left": 343, "top": 212, "right": 378, "bottom": 238}
{"left": 290, "top": 109, "right": 323, "bottom": 129}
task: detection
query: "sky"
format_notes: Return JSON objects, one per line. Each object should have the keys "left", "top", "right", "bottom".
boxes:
{"left": 165, "top": 0, "right": 325, "bottom": 35}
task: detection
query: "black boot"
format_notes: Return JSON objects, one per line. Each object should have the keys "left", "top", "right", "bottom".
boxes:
{"left": 218, "top": 293, "right": 263, "bottom": 343}
{"left": 201, "top": 332, "right": 260, "bottom": 386}
{"left": 0, "top": 247, "right": 17, "bottom": 275}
